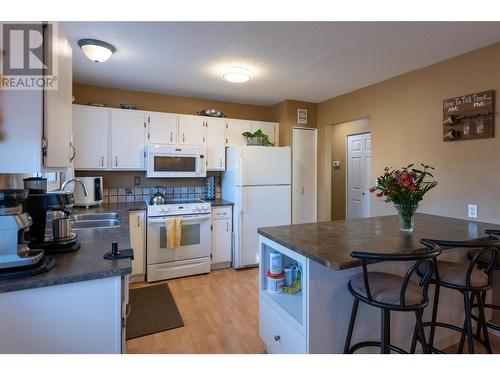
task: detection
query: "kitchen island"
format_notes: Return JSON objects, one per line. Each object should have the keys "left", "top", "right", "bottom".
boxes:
{"left": 257, "top": 214, "right": 500, "bottom": 354}
{"left": 0, "top": 202, "right": 145, "bottom": 354}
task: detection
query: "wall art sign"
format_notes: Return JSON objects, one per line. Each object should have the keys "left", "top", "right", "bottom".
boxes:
{"left": 297, "top": 108, "right": 308, "bottom": 125}
{"left": 443, "top": 90, "right": 494, "bottom": 142}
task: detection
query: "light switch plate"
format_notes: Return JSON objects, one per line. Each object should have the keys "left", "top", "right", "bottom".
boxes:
{"left": 468, "top": 204, "right": 477, "bottom": 219}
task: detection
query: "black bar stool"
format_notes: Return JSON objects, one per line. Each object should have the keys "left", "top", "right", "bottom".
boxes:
{"left": 412, "top": 237, "right": 500, "bottom": 354}
{"left": 466, "top": 230, "right": 500, "bottom": 345}
{"left": 344, "top": 240, "right": 440, "bottom": 354}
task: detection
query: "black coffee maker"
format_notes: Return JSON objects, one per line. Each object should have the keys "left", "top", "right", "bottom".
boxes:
{"left": 22, "top": 182, "right": 81, "bottom": 253}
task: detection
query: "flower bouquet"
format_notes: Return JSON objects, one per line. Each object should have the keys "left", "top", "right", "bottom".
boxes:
{"left": 370, "top": 164, "right": 438, "bottom": 232}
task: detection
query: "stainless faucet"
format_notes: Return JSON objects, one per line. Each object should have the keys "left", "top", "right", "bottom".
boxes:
{"left": 61, "top": 178, "right": 88, "bottom": 196}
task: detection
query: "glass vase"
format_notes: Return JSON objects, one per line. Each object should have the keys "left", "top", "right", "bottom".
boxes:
{"left": 394, "top": 204, "right": 418, "bottom": 232}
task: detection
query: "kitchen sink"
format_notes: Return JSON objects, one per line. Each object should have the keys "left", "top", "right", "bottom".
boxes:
{"left": 70, "top": 212, "right": 121, "bottom": 230}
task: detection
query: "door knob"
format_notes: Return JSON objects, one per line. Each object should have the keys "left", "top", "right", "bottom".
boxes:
{"left": 274, "top": 335, "right": 280, "bottom": 342}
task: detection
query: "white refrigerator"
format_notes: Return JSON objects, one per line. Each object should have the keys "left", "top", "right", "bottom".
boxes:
{"left": 222, "top": 146, "right": 291, "bottom": 269}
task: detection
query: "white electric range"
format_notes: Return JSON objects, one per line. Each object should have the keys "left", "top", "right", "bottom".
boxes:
{"left": 146, "top": 198, "right": 212, "bottom": 282}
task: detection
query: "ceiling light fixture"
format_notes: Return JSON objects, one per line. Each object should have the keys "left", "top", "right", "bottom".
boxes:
{"left": 222, "top": 66, "right": 251, "bottom": 83}
{"left": 78, "top": 39, "right": 116, "bottom": 63}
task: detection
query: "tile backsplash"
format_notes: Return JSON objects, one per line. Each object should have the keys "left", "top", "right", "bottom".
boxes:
{"left": 103, "top": 181, "right": 221, "bottom": 204}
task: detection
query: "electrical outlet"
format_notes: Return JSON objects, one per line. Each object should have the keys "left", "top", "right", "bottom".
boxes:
{"left": 468, "top": 204, "right": 477, "bottom": 219}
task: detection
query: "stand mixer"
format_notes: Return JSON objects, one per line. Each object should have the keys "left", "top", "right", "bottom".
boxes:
{"left": 0, "top": 189, "right": 55, "bottom": 279}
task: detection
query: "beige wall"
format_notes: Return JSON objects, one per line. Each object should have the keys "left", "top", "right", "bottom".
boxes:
{"left": 270, "top": 100, "right": 318, "bottom": 146}
{"left": 330, "top": 118, "right": 371, "bottom": 220}
{"left": 73, "top": 84, "right": 274, "bottom": 122}
{"left": 318, "top": 42, "right": 500, "bottom": 224}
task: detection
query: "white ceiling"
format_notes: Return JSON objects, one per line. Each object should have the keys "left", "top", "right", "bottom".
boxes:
{"left": 62, "top": 22, "right": 500, "bottom": 106}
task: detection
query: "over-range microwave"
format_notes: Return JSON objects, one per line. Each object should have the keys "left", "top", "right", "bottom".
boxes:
{"left": 146, "top": 144, "right": 207, "bottom": 178}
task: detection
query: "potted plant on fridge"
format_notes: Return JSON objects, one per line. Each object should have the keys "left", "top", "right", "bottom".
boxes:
{"left": 241, "top": 129, "right": 274, "bottom": 146}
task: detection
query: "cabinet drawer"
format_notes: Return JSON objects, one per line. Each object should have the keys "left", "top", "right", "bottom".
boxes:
{"left": 259, "top": 297, "right": 307, "bottom": 354}
{"left": 212, "top": 206, "right": 232, "bottom": 220}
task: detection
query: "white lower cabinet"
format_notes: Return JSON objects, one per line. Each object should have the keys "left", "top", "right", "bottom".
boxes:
{"left": 211, "top": 206, "right": 232, "bottom": 268}
{"left": 129, "top": 210, "right": 146, "bottom": 280}
{"left": 260, "top": 298, "right": 307, "bottom": 354}
{"left": 0, "top": 276, "right": 125, "bottom": 353}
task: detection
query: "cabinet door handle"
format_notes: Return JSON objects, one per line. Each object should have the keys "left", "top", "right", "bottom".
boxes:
{"left": 115, "top": 156, "right": 118, "bottom": 167}
{"left": 301, "top": 187, "right": 304, "bottom": 195}
{"left": 170, "top": 132, "right": 173, "bottom": 142}
{"left": 203, "top": 136, "right": 205, "bottom": 143}
{"left": 101, "top": 156, "right": 104, "bottom": 167}
{"left": 274, "top": 335, "right": 280, "bottom": 342}
{"left": 137, "top": 216, "right": 140, "bottom": 227}
{"left": 70, "top": 143, "right": 76, "bottom": 162}
{"left": 226, "top": 221, "right": 229, "bottom": 232}
{"left": 182, "top": 133, "right": 185, "bottom": 143}
{"left": 219, "top": 158, "right": 222, "bottom": 168}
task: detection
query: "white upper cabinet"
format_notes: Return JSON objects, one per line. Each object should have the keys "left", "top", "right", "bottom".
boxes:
{"left": 72, "top": 105, "right": 109, "bottom": 169}
{"left": 0, "top": 22, "right": 73, "bottom": 173}
{"left": 251, "top": 121, "right": 278, "bottom": 146}
{"left": 43, "top": 23, "right": 73, "bottom": 168}
{"left": 206, "top": 117, "right": 226, "bottom": 171}
{"left": 225, "top": 119, "right": 251, "bottom": 147}
{"left": 178, "top": 115, "right": 207, "bottom": 146}
{"left": 148, "top": 112, "right": 177, "bottom": 144}
{"left": 110, "top": 109, "right": 146, "bottom": 170}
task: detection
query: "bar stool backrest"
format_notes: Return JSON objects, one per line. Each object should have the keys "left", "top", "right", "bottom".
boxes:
{"left": 350, "top": 240, "right": 441, "bottom": 308}
{"left": 420, "top": 237, "right": 500, "bottom": 289}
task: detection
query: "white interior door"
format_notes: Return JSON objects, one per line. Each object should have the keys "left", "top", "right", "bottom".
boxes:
{"left": 292, "top": 128, "right": 317, "bottom": 224}
{"left": 347, "top": 133, "right": 371, "bottom": 219}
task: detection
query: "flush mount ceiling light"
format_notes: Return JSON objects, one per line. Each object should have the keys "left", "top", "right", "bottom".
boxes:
{"left": 222, "top": 66, "right": 251, "bottom": 83}
{"left": 77, "top": 39, "right": 116, "bottom": 63}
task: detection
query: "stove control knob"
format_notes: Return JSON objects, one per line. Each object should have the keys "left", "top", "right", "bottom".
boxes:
{"left": 196, "top": 206, "right": 202, "bottom": 211}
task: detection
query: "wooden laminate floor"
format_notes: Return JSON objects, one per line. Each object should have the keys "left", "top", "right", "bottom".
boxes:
{"left": 127, "top": 267, "right": 500, "bottom": 354}
{"left": 126, "top": 267, "right": 265, "bottom": 354}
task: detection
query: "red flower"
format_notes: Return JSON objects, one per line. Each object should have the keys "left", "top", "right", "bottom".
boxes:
{"left": 403, "top": 180, "right": 411, "bottom": 186}
{"left": 408, "top": 185, "right": 416, "bottom": 191}
{"left": 369, "top": 187, "right": 377, "bottom": 193}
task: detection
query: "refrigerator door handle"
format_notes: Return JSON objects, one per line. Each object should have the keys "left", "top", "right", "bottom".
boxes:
{"left": 238, "top": 156, "right": 244, "bottom": 187}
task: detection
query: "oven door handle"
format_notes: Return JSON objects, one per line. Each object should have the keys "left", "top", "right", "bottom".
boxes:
{"left": 147, "top": 215, "right": 210, "bottom": 224}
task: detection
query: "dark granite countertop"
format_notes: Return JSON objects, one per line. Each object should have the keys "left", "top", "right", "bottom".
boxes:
{"left": 0, "top": 202, "right": 146, "bottom": 294}
{"left": 207, "top": 199, "right": 233, "bottom": 207}
{"left": 258, "top": 214, "right": 500, "bottom": 270}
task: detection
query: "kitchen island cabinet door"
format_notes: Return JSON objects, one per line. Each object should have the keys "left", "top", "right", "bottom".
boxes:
{"left": 206, "top": 117, "right": 226, "bottom": 171}
{"left": 72, "top": 105, "right": 109, "bottom": 169}
{"left": 110, "top": 109, "right": 147, "bottom": 170}
{"left": 178, "top": 115, "right": 207, "bottom": 146}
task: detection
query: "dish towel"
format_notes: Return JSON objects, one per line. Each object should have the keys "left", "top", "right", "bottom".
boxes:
{"left": 166, "top": 217, "right": 182, "bottom": 249}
